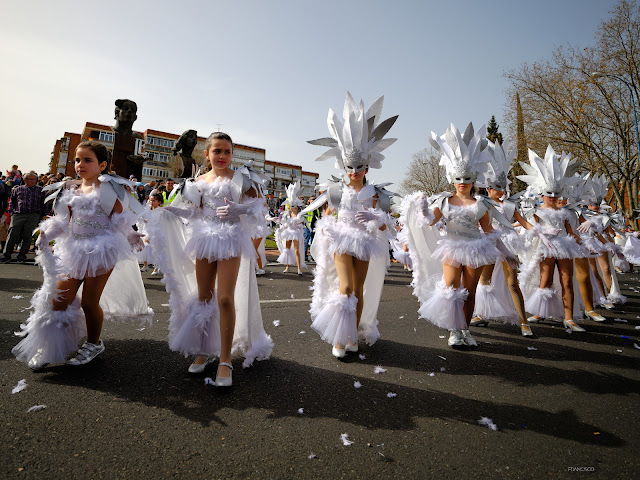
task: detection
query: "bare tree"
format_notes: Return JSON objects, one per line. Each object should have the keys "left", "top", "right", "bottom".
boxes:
{"left": 503, "top": 0, "right": 640, "bottom": 228}
{"left": 399, "top": 146, "right": 450, "bottom": 196}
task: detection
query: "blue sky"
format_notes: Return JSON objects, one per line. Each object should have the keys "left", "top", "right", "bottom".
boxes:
{"left": 0, "top": 0, "right": 621, "bottom": 188}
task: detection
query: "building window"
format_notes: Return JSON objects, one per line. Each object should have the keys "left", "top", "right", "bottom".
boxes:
{"left": 98, "top": 131, "right": 114, "bottom": 143}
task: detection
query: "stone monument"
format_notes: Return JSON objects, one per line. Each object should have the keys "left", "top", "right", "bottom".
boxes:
{"left": 111, "top": 99, "right": 145, "bottom": 180}
{"left": 172, "top": 129, "right": 199, "bottom": 178}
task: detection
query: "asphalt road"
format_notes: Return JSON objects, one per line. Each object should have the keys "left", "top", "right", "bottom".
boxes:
{"left": 1, "top": 256, "right": 639, "bottom": 479}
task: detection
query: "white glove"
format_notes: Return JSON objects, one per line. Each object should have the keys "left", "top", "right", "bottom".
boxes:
{"left": 36, "top": 218, "right": 66, "bottom": 248}
{"left": 217, "top": 198, "right": 251, "bottom": 219}
{"left": 163, "top": 205, "right": 199, "bottom": 220}
{"left": 127, "top": 231, "right": 145, "bottom": 252}
{"left": 355, "top": 209, "right": 384, "bottom": 226}
{"left": 577, "top": 220, "right": 593, "bottom": 234}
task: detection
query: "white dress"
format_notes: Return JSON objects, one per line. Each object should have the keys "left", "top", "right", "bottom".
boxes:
{"left": 12, "top": 177, "right": 152, "bottom": 368}
{"left": 146, "top": 172, "right": 273, "bottom": 368}
{"left": 275, "top": 212, "right": 307, "bottom": 267}
{"left": 309, "top": 183, "right": 391, "bottom": 346}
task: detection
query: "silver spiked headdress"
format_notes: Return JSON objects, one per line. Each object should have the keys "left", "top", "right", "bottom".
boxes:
{"left": 516, "top": 145, "right": 580, "bottom": 197}
{"left": 308, "top": 92, "right": 398, "bottom": 173}
{"left": 428, "top": 122, "right": 491, "bottom": 184}
{"left": 482, "top": 139, "right": 515, "bottom": 192}
{"left": 586, "top": 173, "right": 609, "bottom": 205}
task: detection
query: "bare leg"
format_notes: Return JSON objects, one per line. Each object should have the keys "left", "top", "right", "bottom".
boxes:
{"left": 597, "top": 253, "right": 612, "bottom": 292}
{"left": 574, "top": 257, "right": 595, "bottom": 311}
{"left": 81, "top": 271, "right": 112, "bottom": 344}
{"left": 193, "top": 258, "right": 218, "bottom": 365}
{"left": 502, "top": 261, "right": 527, "bottom": 325}
{"left": 351, "top": 257, "right": 370, "bottom": 328}
{"left": 216, "top": 256, "right": 241, "bottom": 378}
{"left": 557, "top": 258, "right": 574, "bottom": 320}
{"left": 334, "top": 253, "right": 356, "bottom": 348}
{"left": 461, "top": 265, "right": 483, "bottom": 327}
{"left": 479, "top": 263, "right": 495, "bottom": 286}
{"left": 293, "top": 239, "right": 302, "bottom": 273}
{"left": 52, "top": 277, "right": 83, "bottom": 312}
{"left": 588, "top": 257, "right": 606, "bottom": 298}
{"left": 252, "top": 237, "right": 263, "bottom": 269}
{"left": 442, "top": 263, "right": 463, "bottom": 289}
{"left": 539, "top": 257, "right": 556, "bottom": 289}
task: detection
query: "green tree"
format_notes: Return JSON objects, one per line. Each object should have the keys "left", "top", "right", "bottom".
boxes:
{"left": 486, "top": 115, "right": 503, "bottom": 145}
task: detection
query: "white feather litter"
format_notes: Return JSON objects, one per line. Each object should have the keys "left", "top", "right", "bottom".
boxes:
{"left": 439, "top": 335, "right": 445, "bottom": 339}
{"left": 290, "top": 294, "right": 295, "bottom": 299}
{"left": 635, "top": 325, "right": 640, "bottom": 330}
{"left": 298, "top": 408, "right": 304, "bottom": 414}
{"left": 340, "top": 433, "right": 354, "bottom": 446}
{"left": 308, "top": 453, "right": 317, "bottom": 459}
{"left": 204, "top": 377, "right": 215, "bottom": 386}
{"left": 478, "top": 416, "right": 498, "bottom": 431}
{"left": 12, "top": 379, "right": 27, "bottom": 394}
{"left": 565, "top": 328, "right": 572, "bottom": 334}
{"left": 353, "top": 381, "right": 362, "bottom": 389}
{"left": 613, "top": 318, "right": 627, "bottom": 323}
{"left": 299, "top": 330, "right": 306, "bottom": 334}
{"left": 12, "top": 295, "right": 23, "bottom": 299}
{"left": 428, "top": 372, "right": 435, "bottom": 377}
{"left": 272, "top": 320, "right": 281, "bottom": 327}
{"left": 399, "top": 315, "right": 404, "bottom": 319}
{"left": 440, "top": 367, "right": 446, "bottom": 372}
{"left": 387, "top": 392, "right": 397, "bottom": 398}
{"left": 616, "top": 349, "right": 623, "bottom": 353}
{"left": 438, "top": 355, "right": 447, "bottom": 361}
{"left": 374, "top": 366, "right": 387, "bottom": 374}
{"left": 359, "top": 354, "right": 366, "bottom": 360}
{"left": 634, "top": 343, "right": 640, "bottom": 350}
{"left": 136, "top": 327, "right": 145, "bottom": 331}
{"left": 27, "top": 405, "right": 47, "bottom": 413}
{"left": 527, "top": 347, "right": 537, "bottom": 351}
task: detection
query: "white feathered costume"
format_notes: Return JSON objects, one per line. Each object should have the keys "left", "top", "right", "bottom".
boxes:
{"left": 12, "top": 175, "right": 152, "bottom": 369}
{"left": 275, "top": 181, "right": 307, "bottom": 268}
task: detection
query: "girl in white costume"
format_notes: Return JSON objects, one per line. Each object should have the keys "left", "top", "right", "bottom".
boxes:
{"left": 401, "top": 123, "right": 511, "bottom": 348}
{"left": 516, "top": 146, "right": 588, "bottom": 332}
{"left": 13, "top": 141, "right": 151, "bottom": 369}
{"left": 138, "top": 192, "right": 163, "bottom": 275}
{"left": 471, "top": 140, "right": 536, "bottom": 336}
{"left": 304, "top": 92, "right": 397, "bottom": 358}
{"left": 275, "top": 181, "right": 307, "bottom": 274}
{"left": 149, "top": 132, "right": 272, "bottom": 386}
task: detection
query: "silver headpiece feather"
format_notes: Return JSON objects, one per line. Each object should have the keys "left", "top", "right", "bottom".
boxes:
{"left": 516, "top": 145, "right": 580, "bottom": 197}
{"left": 283, "top": 180, "right": 304, "bottom": 208}
{"left": 428, "top": 123, "right": 491, "bottom": 184}
{"left": 482, "top": 140, "right": 515, "bottom": 192}
{"left": 308, "top": 92, "right": 398, "bottom": 173}
{"left": 586, "top": 173, "right": 609, "bottom": 205}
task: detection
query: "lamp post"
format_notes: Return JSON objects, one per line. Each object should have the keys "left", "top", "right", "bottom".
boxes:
{"left": 591, "top": 72, "right": 640, "bottom": 166}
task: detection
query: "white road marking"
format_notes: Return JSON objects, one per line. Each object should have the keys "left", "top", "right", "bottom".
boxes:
{"left": 260, "top": 298, "right": 312, "bottom": 304}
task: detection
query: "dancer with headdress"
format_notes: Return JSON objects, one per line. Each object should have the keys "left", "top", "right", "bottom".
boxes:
{"left": 516, "top": 146, "right": 588, "bottom": 332}
{"left": 275, "top": 181, "right": 307, "bottom": 275}
{"left": 303, "top": 92, "right": 397, "bottom": 358}
{"left": 13, "top": 141, "right": 152, "bottom": 369}
{"left": 147, "top": 132, "right": 272, "bottom": 386}
{"left": 471, "top": 140, "right": 536, "bottom": 336}
{"left": 401, "top": 123, "right": 515, "bottom": 348}
{"left": 578, "top": 174, "right": 627, "bottom": 308}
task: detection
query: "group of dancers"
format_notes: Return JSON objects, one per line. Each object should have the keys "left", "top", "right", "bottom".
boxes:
{"left": 11, "top": 92, "right": 640, "bottom": 386}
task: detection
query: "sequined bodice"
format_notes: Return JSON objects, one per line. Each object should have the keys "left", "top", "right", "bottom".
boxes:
{"left": 67, "top": 188, "right": 111, "bottom": 239}
{"left": 536, "top": 208, "right": 568, "bottom": 235}
{"left": 197, "top": 178, "right": 235, "bottom": 222}
{"left": 443, "top": 200, "right": 483, "bottom": 240}
{"left": 336, "top": 186, "right": 374, "bottom": 226}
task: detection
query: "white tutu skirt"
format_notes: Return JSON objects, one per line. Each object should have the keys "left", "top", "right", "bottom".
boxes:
{"left": 537, "top": 234, "right": 584, "bottom": 260}
{"left": 320, "top": 217, "right": 387, "bottom": 261}
{"left": 524, "top": 287, "right": 564, "bottom": 319}
{"left": 393, "top": 250, "right": 413, "bottom": 268}
{"left": 252, "top": 222, "right": 272, "bottom": 239}
{"left": 474, "top": 279, "right": 519, "bottom": 325}
{"left": 498, "top": 228, "right": 525, "bottom": 258}
{"left": 55, "top": 232, "right": 132, "bottom": 279}
{"left": 168, "top": 297, "right": 221, "bottom": 357}
{"left": 580, "top": 236, "right": 606, "bottom": 258}
{"left": 185, "top": 219, "right": 255, "bottom": 262}
{"left": 418, "top": 280, "right": 469, "bottom": 330}
{"left": 623, "top": 234, "right": 640, "bottom": 264}
{"left": 432, "top": 236, "right": 502, "bottom": 269}
{"left": 311, "top": 293, "right": 358, "bottom": 346}
{"left": 136, "top": 243, "right": 155, "bottom": 264}
{"left": 277, "top": 247, "right": 297, "bottom": 266}
{"left": 278, "top": 224, "right": 303, "bottom": 242}
{"left": 12, "top": 299, "right": 85, "bottom": 367}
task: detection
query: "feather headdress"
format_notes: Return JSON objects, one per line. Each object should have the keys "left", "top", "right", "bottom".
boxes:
{"left": 482, "top": 140, "right": 515, "bottom": 192}
{"left": 283, "top": 180, "right": 304, "bottom": 208}
{"left": 428, "top": 123, "right": 491, "bottom": 184}
{"left": 586, "top": 173, "right": 609, "bottom": 205}
{"left": 516, "top": 145, "right": 580, "bottom": 197}
{"left": 308, "top": 92, "right": 398, "bottom": 173}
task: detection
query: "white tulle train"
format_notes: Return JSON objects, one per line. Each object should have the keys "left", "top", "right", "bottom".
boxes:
{"left": 277, "top": 247, "right": 297, "bottom": 266}
{"left": 168, "top": 296, "right": 221, "bottom": 357}
{"left": 524, "top": 287, "right": 564, "bottom": 319}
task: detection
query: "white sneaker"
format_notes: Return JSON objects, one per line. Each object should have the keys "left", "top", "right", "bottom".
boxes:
{"left": 140, "top": 266, "right": 148, "bottom": 272}
{"left": 256, "top": 268, "right": 265, "bottom": 275}
{"left": 448, "top": 330, "right": 464, "bottom": 347}
{"left": 66, "top": 340, "right": 105, "bottom": 365}
{"left": 461, "top": 329, "right": 478, "bottom": 347}
{"left": 332, "top": 346, "right": 346, "bottom": 358}
{"left": 602, "top": 302, "right": 615, "bottom": 310}
{"left": 151, "top": 269, "right": 159, "bottom": 276}
{"left": 345, "top": 343, "right": 358, "bottom": 353}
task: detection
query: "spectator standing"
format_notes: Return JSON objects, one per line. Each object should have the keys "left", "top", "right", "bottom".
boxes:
{"left": 1, "top": 172, "right": 45, "bottom": 262}
{"left": 303, "top": 196, "right": 321, "bottom": 262}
